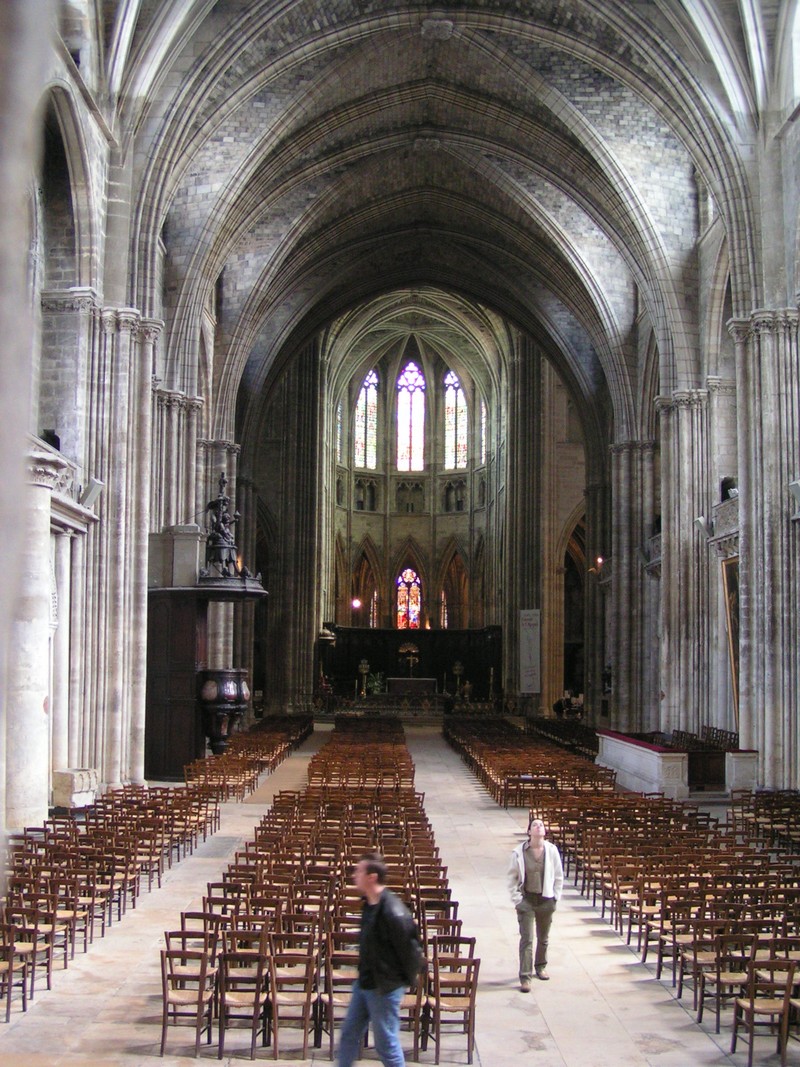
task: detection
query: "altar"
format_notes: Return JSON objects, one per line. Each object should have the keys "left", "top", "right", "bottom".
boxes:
{"left": 387, "top": 677, "right": 437, "bottom": 696}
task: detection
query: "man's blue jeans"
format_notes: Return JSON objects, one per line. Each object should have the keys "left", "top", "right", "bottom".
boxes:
{"left": 337, "top": 980, "right": 406, "bottom": 1066}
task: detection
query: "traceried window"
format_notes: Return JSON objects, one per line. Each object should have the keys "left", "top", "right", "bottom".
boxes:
{"left": 440, "top": 590, "right": 448, "bottom": 629}
{"left": 336, "top": 401, "right": 343, "bottom": 464}
{"left": 396, "top": 567, "right": 421, "bottom": 628}
{"left": 369, "top": 589, "right": 379, "bottom": 628}
{"left": 444, "top": 370, "right": 467, "bottom": 469}
{"left": 396, "top": 362, "right": 425, "bottom": 471}
{"left": 480, "top": 399, "right": 487, "bottom": 465}
{"left": 354, "top": 370, "right": 378, "bottom": 468}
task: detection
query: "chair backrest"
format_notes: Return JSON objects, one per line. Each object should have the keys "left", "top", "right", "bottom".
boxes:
{"left": 741, "top": 957, "right": 796, "bottom": 1005}
{"left": 431, "top": 935, "right": 477, "bottom": 963}
{"left": 161, "top": 948, "right": 212, "bottom": 990}
{"left": 431, "top": 952, "right": 480, "bottom": 1002}
{"left": 222, "top": 926, "right": 269, "bottom": 957}
{"left": 165, "top": 928, "right": 217, "bottom": 959}
{"left": 219, "top": 949, "right": 269, "bottom": 997}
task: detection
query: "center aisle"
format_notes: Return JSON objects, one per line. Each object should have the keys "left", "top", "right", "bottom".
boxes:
{"left": 405, "top": 725, "right": 737, "bottom": 1067}
{"left": 0, "top": 722, "right": 743, "bottom": 1066}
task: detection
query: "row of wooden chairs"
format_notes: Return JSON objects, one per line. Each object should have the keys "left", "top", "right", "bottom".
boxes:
{"left": 446, "top": 718, "right": 800, "bottom": 1064}
{"left": 0, "top": 718, "right": 306, "bottom": 1021}
{"left": 160, "top": 719, "right": 480, "bottom": 1062}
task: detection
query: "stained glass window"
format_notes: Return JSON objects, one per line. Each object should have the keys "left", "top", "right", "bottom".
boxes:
{"left": 369, "top": 589, "right": 379, "bottom": 628}
{"left": 396, "top": 567, "right": 421, "bottom": 628}
{"left": 480, "top": 399, "right": 487, "bottom": 465}
{"left": 396, "top": 362, "right": 425, "bottom": 471}
{"left": 336, "top": 401, "right": 343, "bottom": 464}
{"left": 440, "top": 590, "right": 448, "bottom": 629}
{"left": 444, "top": 370, "right": 467, "bottom": 469}
{"left": 354, "top": 370, "right": 378, "bottom": 468}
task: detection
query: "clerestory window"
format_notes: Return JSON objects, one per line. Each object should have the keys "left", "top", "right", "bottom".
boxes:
{"left": 354, "top": 370, "right": 378, "bottom": 468}
{"left": 396, "top": 361, "right": 425, "bottom": 471}
{"left": 444, "top": 370, "right": 467, "bottom": 469}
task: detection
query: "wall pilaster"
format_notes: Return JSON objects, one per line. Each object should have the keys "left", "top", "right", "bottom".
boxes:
{"left": 6, "top": 448, "right": 69, "bottom": 828}
{"left": 502, "top": 336, "right": 542, "bottom": 712}
{"left": 656, "top": 390, "right": 713, "bottom": 734}
{"left": 730, "top": 310, "right": 800, "bottom": 786}
{"left": 607, "top": 441, "right": 655, "bottom": 731}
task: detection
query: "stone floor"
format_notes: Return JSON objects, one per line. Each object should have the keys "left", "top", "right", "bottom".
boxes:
{"left": 0, "top": 726, "right": 786, "bottom": 1065}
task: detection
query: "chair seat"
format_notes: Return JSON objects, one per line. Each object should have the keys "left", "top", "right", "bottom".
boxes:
{"left": 224, "top": 990, "right": 267, "bottom": 1009}
{"left": 735, "top": 995, "right": 789, "bottom": 1014}
{"left": 167, "top": 988, "right": 214, "bottom": 1007}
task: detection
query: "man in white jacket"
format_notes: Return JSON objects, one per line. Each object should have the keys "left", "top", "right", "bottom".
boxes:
{"left": 507, "top": 818, "right": 564, "bottom": 990}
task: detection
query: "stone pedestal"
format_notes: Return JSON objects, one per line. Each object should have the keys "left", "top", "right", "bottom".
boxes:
{"left": 52, "top": 767, "right": 99, "bottom": 809}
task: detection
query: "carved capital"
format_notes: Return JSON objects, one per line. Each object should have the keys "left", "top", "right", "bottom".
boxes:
{"left": 727, "top": 318, "right": 750, "bottom": 344}
{"left": 116, "top": 309, "right": 141, "bottom": 335}
{"left": 40, "top": 287, "right": 98, "bottom": 314}
{"left": 140, "top": 318, "right": 164, "bottom": 344}
{"left": 27, "top": 448, "right": 70, "bottom": 491}
{"left": 706, "top": 376, "right": 736, "bottom": 396}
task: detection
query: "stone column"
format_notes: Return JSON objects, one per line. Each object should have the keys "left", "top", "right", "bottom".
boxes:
{"left": 607, "top": 442, "right": 655, "bottom": 731}
{"left": 129, "top": 323, "right": 161, "bottom": 783}
{"left": 50, "top": 529, "right": 73, "bottom": 771}
{"left": 657, "top": 390, "right": 712, "bottom": 735}
{"left": 540, "top": 363, "right": 562, "bottom": 715}
{"left": 67, "top": 531, "right": 85, "bottom": 767}
{"left": 6, "top": 449, "right": 68, "bottom": 828}
{"left": 502, "top": 336, "right": 542, "bottom": 712}
{"left": 184, "top": 397, "right": 203, "bottom": 530}
{"left": 584, "top": 480, "right": 609, "bottom": 717}
{"left": 731, "top": 310, "right": 800, "bottom": 786}
{"left": 102, "top": 310, "right": 138, "bottom": 789}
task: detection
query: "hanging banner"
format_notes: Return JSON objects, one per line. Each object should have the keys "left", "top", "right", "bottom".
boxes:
{"left": 519, "top": 609, "right": 541, "bottom": 693}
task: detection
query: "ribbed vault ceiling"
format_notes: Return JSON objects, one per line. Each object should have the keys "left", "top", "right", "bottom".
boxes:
{"left": 110, "top": 1, "right": 775, "bottom": 448}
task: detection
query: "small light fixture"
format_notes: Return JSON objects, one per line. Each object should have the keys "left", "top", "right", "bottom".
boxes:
{"left": 351, "top": 597, "right": 362, "bottom": 610}
{"left": 694, "top": 516, "right": 714, "bottom": 538}
{"left": 80, "top": 478, "right": 104, "bottom": 509}
{"left": 588, "top": 556, "right": 604, "bottom": 575}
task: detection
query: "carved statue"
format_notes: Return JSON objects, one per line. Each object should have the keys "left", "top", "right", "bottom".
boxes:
{"left": 204, "top": 472, "right": 249, "bottom": 577}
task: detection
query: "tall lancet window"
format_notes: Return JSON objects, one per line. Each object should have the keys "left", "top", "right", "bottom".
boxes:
{"left": 396, "top": 567, "right": 422, "bottom": 628}
{"left": 480, "top": 400, "right": 487, "bottom": 465}
{"left": 336, "top": 401, "right": 343, "bottom": 464}
{"left": 354, "top": 370, "right": 378, "bottom": 468}
{"left": 444, "top": 370, "right": 467, "bottom": 469}
{"left": 397, "top": 361, "right": 425, "bottom": 471}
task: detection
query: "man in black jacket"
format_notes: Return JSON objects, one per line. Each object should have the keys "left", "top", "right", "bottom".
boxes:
{"left": 337, "top": 852, "right": 422, "bottom": 1067}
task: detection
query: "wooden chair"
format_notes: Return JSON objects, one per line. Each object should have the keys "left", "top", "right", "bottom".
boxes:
{"left": 265, "top": 931, "right": 318, "bottom": 1059}
{"left": 3, "top": 904, "right": 54, "bottom": 999}
{"left": 731, "top": 958, "right": 795, "bottom": 1067}
{"left": 0, "top": 925, "right": 28, "bottom": 1022}
{"left": 423, "top": 948, "right": 480, "bottom": 1065}
{"left": 217, "top": 948, "right": 269, "bottom": 1060}
{"left": 697, "top": 930, "right": 754, "bottom": 1033}
{"left": 318, "top": 929, "right": 360, "bottom": 1060}
{"left": 159, "top": 948, "right": 215, "bottom": 1057}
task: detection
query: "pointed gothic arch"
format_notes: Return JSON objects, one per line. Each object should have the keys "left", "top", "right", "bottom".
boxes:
{"left": 436, "top": 538, "right": 470, "bottom": 629}
{"left": 352, "top": 535, "right": 383, "bottom": 627}
{"left": 472, "top": 535, "right": 486, "bottom": 627}
{"left": 390, "top": 537, "right": 428, "bottom": 629}
{"left": 334, "top": 534, "right": 349, "bottom": 625}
